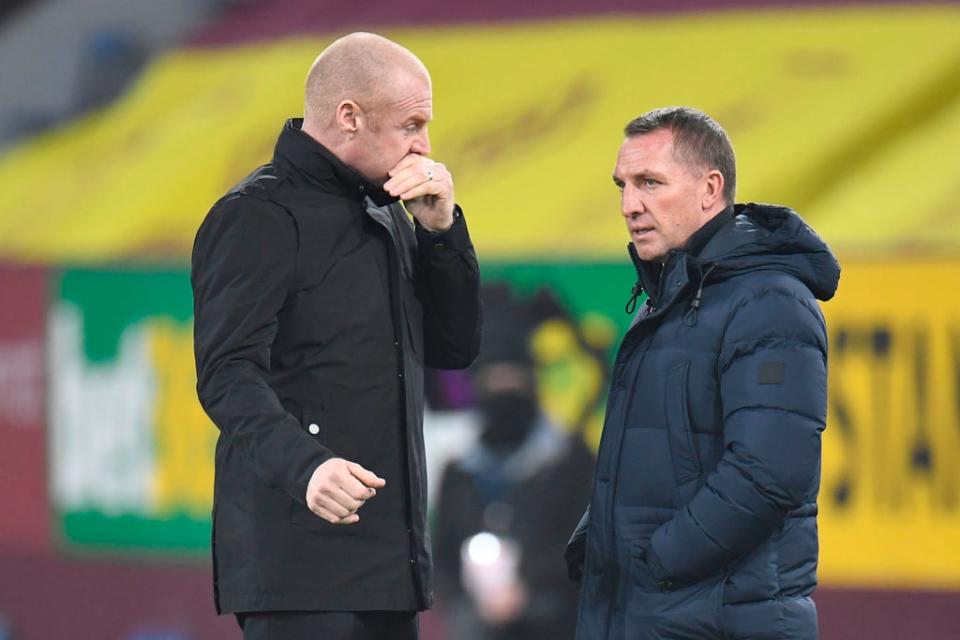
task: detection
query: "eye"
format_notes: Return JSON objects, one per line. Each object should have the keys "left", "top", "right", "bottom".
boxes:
{"left": 613, "top": 179, "right": 625, "bottom": 191}
{"left": 404, "top": 122, "right": 422, "bottom": 135}
{"left": 642, "top": 178, "right": 659, "bottom": 187}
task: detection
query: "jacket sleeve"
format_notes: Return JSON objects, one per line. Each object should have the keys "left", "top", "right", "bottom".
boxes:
{"left": 192, "top": 195, "right": 335, "bottom": 503}
{"left": 645, "top": 287, "right": 827, "bottom": 585}
{"left": 415, "top": 206, "right": 482, "bottom": 369}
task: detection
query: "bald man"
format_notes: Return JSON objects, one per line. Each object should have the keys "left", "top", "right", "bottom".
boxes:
{"left": 192, "top": 33, "right": 482, "bottom": 640}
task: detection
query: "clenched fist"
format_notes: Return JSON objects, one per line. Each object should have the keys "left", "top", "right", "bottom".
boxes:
{"left": 305, "top": 458, "right": 386, "bottom": 524}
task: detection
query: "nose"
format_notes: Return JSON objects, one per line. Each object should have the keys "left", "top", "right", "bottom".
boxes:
{"left": 411, "top": 127, "right": 431, "bottom": 156}
{"left": 621, "top": 185, "right": 644, "bottom": 219}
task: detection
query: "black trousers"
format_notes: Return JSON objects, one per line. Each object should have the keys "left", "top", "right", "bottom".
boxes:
{"left": 236, "top": 611, "right": 419, "bottom": 640}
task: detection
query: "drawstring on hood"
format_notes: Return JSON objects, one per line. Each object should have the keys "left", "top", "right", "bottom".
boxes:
{"left": 621, "top": 203, "right": 840, "bottom": 326}
{"left": 684, "top": 263, "right": 718, "bottom": 327}
{"left": 625, "top": 281, "right": 642, "bottom": 314}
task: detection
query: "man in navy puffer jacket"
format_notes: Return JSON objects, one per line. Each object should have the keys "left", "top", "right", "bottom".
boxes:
{"left": 565, "top": 107, "right": 840, "bottom": 640}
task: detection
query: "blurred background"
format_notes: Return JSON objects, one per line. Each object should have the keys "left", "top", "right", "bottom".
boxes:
{"left": 1, "top": 0, "right": 959, "bottom": 638}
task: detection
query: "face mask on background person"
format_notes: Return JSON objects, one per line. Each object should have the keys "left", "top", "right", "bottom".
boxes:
{"left": 477, "top": 389, "right": 539, "bottom": 450}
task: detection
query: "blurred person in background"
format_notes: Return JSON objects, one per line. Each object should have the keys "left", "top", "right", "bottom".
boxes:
{"left": 434, "top": 284, "right": 594, "bottom": 640}
{"left": 192, "top": 32, "right": 481, "bottom": 640}
{"left": 72, "top": 29, "right": 147, "bottom": 116}
{"left": 566, "top": 107, "right": 840, "bottom": 639}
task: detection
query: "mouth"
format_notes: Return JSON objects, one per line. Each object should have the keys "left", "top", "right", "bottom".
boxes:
{"left": 630, "top": 226, "right": 655, "bottom": 239}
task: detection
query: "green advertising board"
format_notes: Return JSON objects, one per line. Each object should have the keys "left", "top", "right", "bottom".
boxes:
{"left": 46, "top": 262, "right": 637, "bottom": 555}
{"left": 49, "top": 269, "right": 215, "bottom": 553}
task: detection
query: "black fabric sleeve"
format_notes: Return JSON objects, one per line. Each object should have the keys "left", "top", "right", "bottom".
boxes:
{"left": 192, "top": 195, "right": 335, "bottom": 504}
{"left": 415, "top": 206, "right": 482, "bottom": 369}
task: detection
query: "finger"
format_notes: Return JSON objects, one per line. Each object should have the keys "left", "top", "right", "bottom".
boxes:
{"left": 399, "top": 181, "right": 449, "bottom": 202}
{"left": 313, "top": 503, "right": 348, "bottom": 523}
{"left": 335, "top": 513, "right": 360, "bottom": 525}
{"left": 387, "top": 153, "right": 429, "bottom": 177}
{"left": 428, "top": 162, "right": 449, "bottom": 181}
{"left": 339, "top": 474, "right": 377, "bottom": 502}
{"left": 396, "top": 169, "right": 452, "bottom": 201}
{"left": 310, "top": 501, "right": 360, "bottom": 525}
{"left": 348, "top": 462, "right": 386, "bottom": 489}
{"left": 325, "top": 464, "right": 376, "bottom": 502}
{"left": 384, "top": 163, "right": 433, "bottom": 195}
{"left": 331, "top": 484, "right": 366, "bottom": 510}
{"left": 385, "top": 171, "right": 432, "bottom": 198}
{"left": 313, "top": 493, "right": 352, "bottom": 519}
{"left": 396, "top": 162, "right": 449, "bottom": 187}
{"left": 386, "top": 163, "right": 451, "bottom": 199}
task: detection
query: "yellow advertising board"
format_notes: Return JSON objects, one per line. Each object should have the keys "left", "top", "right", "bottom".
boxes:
{"left": 819, "top": 261, "right": 960, "bottom": 589}
{"left": 0, "top": 6, "right": 959, "bottom": 262}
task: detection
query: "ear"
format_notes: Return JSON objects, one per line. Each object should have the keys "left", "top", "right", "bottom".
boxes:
{"left": 701, "top": 169, "right": 725, "bottom": 211}
{"left": 335, "top": 100, "right": 361, "bottom": 137}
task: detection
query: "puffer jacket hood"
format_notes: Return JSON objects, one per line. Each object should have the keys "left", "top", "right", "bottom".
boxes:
{"left": 631, "top": 203, "right": 840, "bottom": 310}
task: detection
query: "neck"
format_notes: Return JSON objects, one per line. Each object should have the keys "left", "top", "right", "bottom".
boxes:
{"left": 304, "top": 119, "right": 357, "bottom": 166}
{"left": 682, "top": 204, "right": 734, "bottom": 258}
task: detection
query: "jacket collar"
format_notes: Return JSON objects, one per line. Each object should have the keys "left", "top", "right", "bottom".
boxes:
{"left": 628, "top": 206, "right": 734, "bottom": 307}
{"left": 681, "top": 205, "right": 735, "bottom": 257}
{"left": 272, "top": 118, "right": 398, "bottom": 207}
{"left": 627, "top": 202, "right": 840, "bottom": 315}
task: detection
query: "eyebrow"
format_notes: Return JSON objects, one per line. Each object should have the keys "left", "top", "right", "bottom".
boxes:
{"left": 403, "top": 112, "right": 431, "bottom": 125}
{"left": 623, "top": 169, "right": 666, "bottom": 183}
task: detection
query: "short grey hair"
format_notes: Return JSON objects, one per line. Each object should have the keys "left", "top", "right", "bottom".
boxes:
{"left": 624, "top": 106, "right": 736, "bottom": 203}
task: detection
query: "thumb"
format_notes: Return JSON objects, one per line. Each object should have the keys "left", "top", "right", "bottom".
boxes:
{"left": 348, "top": 462, "right": 386, "bottom": 489}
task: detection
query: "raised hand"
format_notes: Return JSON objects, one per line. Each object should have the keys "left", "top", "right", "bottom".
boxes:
{"left": 383, "top": 153, "right": 455, "bottom": 232}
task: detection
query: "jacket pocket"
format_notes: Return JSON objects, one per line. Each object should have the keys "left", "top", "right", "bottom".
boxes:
{"left": 617, "top": 513, "right": 662, "bottom": 593}
{"left": 628, "top": 547, "right": 665, "bottom": 594}
{"left": 664, "top": 361, "right": 702, "bottom": 484}
{"left": 290, "top": 491, "right": 328, "bottom": 528}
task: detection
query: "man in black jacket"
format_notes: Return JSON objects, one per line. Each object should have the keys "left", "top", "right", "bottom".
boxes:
{"left": 192, "top": 32, "right": 481, "bottom": 640}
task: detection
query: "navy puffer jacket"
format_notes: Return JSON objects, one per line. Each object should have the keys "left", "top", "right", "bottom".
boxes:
{"left": 569, "top": 204, "right": 840, "bottom": 640}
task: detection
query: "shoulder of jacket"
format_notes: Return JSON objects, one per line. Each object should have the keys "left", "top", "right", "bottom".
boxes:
{"left": 720, "top": 271, "right": 823, "bottom": 334}
{"left": 211, "top": 164, "right": 293, "bottom": 215}
{"left": 198, "top": 188, "right": 300, "bottom": 253}
{"left": 220, "top": 163, "right": 287, "bottom": 202}
{"left": 208, "top": 190, "right": 293, "bottom": 224}
{"left": 721, "top": 268, "right": 810, "bottom": 301}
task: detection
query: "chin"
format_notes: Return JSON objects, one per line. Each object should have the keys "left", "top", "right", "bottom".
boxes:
{"left": 362, "top": 173, "right": 388, "bottom": 188}
{"left": 632, "top": 242, "right": 663, "bottom": 263}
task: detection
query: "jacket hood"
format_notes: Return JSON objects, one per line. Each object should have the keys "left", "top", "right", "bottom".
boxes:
{"left": 703, "top": 203, "right": 840, "bottom": 302}
{"left": 631, "top": 203, "right": 840, "bottom": 307}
